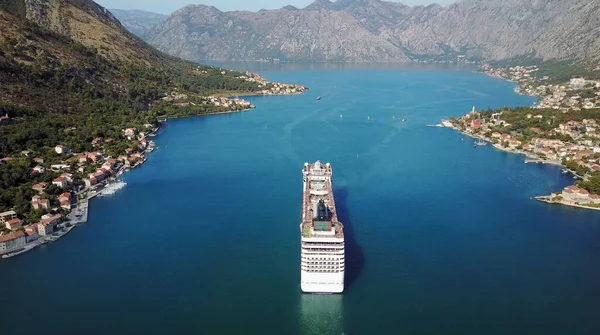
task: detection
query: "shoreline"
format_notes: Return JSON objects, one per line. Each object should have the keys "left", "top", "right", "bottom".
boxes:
{"left": 1, "top": 89, "right": 305, "bottom": 259}
{"left": 534, "top": 196, "right": 600, "bottom": 212}
{"left": 448, "top": 126, "right": 595, "bottom": 211}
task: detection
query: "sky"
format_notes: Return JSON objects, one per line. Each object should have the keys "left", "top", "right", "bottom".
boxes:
{"left": 95, "top": 0, "right": 455, "bottom": 15}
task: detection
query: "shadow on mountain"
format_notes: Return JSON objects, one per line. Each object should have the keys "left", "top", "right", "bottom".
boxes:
{"left": 333, "top": 186, "right": 364, "bottom": 291}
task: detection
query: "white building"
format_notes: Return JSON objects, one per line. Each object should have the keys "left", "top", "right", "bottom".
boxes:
{"left": 0, "top": 210, "right": 17, "bottom": 224}
{"left": 55, "top": 144, "right": 70, "bottom": 154}
{"left": 52, "top": 177, "right": 69, "bottom": 188}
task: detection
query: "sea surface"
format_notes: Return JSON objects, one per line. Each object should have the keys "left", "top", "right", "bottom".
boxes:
{"left": 3, "top": 65, "right": 600, "bottom": 334}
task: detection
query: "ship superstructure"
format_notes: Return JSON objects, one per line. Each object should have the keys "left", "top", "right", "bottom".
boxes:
{"left": 300, "top": 161, "right": 345, "bottom": 293}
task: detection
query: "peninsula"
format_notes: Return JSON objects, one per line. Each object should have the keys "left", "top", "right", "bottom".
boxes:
{"left": 447, "top": 64, "right": 600, "bottom": 211}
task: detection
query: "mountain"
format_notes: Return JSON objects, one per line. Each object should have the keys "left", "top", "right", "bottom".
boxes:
{"left": 0, "top": 0, "right": 266, "bottom": 154}
{"left": 145, "top": 0, "right": 600, "bottom": 66}
{"left": 109, "top": 9, "right": 167, "bottom": 39}
{"left": 147, "top": 4, "right": 411, "bottom": 62}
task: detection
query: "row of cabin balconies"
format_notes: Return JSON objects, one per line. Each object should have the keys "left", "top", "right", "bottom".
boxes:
{"left": 302, "top": 241, "right": 344, "bottom": 246}
{"left": 301, "top": 266, "right": 345, "bottom": 273}
{"left": 302, "top": 251, "right": 344, "bottom": 256}
{"left": 300, "top": 260, "right": 345, "bottom": 266}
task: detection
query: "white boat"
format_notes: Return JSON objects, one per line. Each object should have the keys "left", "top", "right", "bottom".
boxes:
{"left": 441, "top": 120, "right": 453, "bottom": 128}
{"left": 300, "top": 161, "right": 344, "bottom": 294}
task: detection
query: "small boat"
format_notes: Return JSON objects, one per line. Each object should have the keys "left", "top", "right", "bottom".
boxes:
{"left": 402, "top": 119, "right": 406, "bottom": 122}
{"left": 316, "top": 96, "right": 321, "bottom": 101}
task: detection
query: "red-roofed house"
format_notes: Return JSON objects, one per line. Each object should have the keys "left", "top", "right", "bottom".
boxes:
{"left": 5, "top": 218, "right": 23, "bottom": 231}
{"left": 25, "top": 224, "right": 40, "bottom": 242}
{"left": 58, "top": 192, "right": 71, "bottom": 203}
{"left": 539, "top": 148, "right": 557, "bottom": 160}
{"left": 508, "top": 139, "right": 522, "bottom": 149}
{"left": 85, "top": 177, "right": 98, "bottom": 188}
{"left": 92, "top": 137, "right": 104, "bottom": 147}
{"left": 562, "top": 186, "right": 593, "bottom": 203}
{"left": 52, "top": 177, "right": 68, "bottom": 188}
{"left": 31, "top": 196, "right": 50, "bottom": 211}
{"left": 60, "top": 200, "right": 72, "bottom": 210}
{"left": 38, "top": 214, "right": 62, "bottom": 236}
{"left": 32, "top": 182, "right": 47, "bottom": 193}
{"left": 79, "top": 154, "right": 91, "bottom": 164}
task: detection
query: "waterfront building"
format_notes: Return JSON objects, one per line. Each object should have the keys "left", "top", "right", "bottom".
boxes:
{"left": 85, "top": 177, "right": 98, "bottom": 188}
{"left": 300, "top": 161, "right": 345, "bottom": 293}
{"left": 25, "top": 226, "right": 40, "bottom": 242}
{"left": 0, "top": 231, "right": 26, "bottom": 255}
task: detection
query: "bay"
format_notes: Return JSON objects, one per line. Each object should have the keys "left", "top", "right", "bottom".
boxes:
{"left": 2, "top": 66, "right": 600, "bottom": 334}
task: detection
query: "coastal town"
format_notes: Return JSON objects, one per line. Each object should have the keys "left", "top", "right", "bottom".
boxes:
{"left": 448, "top": 65, "right": 600, "bottom": 210}
{"left": 0, "top": 71, "right": 306, "bottom": 258}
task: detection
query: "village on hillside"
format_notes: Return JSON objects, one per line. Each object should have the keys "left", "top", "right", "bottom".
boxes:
{"left": 0, "top": 70, "right": 307, "bottom": 258}
{"left": 449, "top": 66, "right": 600, "bottom": 210}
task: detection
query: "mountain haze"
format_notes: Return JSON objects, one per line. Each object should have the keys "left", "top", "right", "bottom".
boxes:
{"left": 139, "top": 0, "right": 600, "bottom": 66}
{"left": 109, "top": 9, "right": 167, "bottom": 39}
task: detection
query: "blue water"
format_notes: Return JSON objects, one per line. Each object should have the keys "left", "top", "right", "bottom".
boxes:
{"left": 3, "top": 67, "right": 600, "bottom": 334}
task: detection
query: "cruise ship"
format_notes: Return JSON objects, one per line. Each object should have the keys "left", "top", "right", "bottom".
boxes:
{"left": 300, "top": 161, "right": 345, "bottom": 293}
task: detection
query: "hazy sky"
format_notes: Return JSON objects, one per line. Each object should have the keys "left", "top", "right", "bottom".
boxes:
{"left": 96, "top": 0, "right": 454, "bottom": 15}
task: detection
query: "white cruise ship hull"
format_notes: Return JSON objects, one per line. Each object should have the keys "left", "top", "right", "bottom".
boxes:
{"left": 301, "top": 271, "right": 344, "bottom": 293}
{"left": 300, "top": 160, "right": 345, "bottom": 294}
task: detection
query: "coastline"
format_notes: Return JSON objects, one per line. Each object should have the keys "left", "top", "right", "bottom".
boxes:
{"left": 1, "top": 89, "right": 305, "bottom": 259}
{"left": 447, "top": 66, "right": 600, "bottom": 212}
{"left": 447, "top": 126, "right": 597, "bottom": 211}
{"left": 534, "top": 196, "right": 600, "bottom": 212}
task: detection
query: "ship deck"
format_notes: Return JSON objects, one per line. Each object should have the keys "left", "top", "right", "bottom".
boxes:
{"left": 301, "top": 161, "right": 344, "bottom": 238}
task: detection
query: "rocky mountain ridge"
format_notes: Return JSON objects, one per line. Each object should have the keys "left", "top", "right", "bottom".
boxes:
{"left": 132, "top": 0, "right": 600, "bottom": 67}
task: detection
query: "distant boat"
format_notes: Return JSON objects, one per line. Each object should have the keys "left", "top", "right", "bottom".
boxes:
{"left": 316, "top": 96, "right": 321, "bottom": 100}
{"left": 476, "top": 138, "right": 487, "bottom": 146}
{"left": 340, "top": 114, "right": 343, "bottom": 118}
{"left": 402, "top": 119, "right": 406, "bottom": 122}
{"left": 367, "top": 116, "right": 371, "bottom": 121}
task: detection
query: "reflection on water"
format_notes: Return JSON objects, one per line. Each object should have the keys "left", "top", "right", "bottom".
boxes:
{"left": 300, "top": 294, "right": 344, "bottom": 335}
